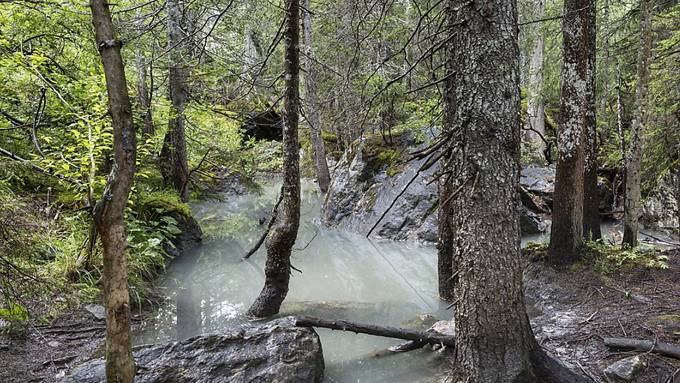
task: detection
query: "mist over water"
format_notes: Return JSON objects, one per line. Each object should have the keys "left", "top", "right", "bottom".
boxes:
{"left": 136, "top": 180, "right": 673, "bottom": 382}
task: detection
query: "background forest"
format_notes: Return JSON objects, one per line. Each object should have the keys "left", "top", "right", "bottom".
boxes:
{"left": 0, "top": 0, "right": 679, "bottom": 381}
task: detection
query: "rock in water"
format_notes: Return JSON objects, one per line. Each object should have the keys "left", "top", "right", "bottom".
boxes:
{"left": 604, "top": 355, "right": 646, "bottom": 381}
{"left": 59, "top": 318, "right": 324, "bottom": 383}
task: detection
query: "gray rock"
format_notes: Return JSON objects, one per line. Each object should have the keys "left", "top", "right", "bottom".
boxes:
{"left": 641, "top": 171, "right": 679, "bottom": 231}
{"left": 83, "top": 304, "right": 105, "bottom": 321}
{"left": 520, "top": 207, "right": 550, "bottom": 235}
{"left": 323, "top": 139, "right": 554, "bottom": 242}
{"left": 59, "top": 317, "right": 324, "bottom": 383}
{"left": 604, "top": 355, "right": 646, "bottom": 381}
{"left": 520, "top": 164, "right": 555, "bottom": 196}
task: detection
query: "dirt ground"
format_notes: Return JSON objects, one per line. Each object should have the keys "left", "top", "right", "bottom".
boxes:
{"left": 526, "top": 248, "right": 680, "bottom": 383}
{"left": 2, "top": 249, "right": 679, "bottom": 382}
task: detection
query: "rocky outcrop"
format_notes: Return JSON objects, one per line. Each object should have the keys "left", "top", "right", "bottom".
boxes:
{"left": 322, "top": 138, "right": 557, "bottom": 243}
{"left": 641, "top": 171, "right": 679, "bottom": 231}
{"left": 322, "top": 139, "right": 439, "bottom": 242}
{"left": 59, "top": 318, "right": 324, "bottom": 383}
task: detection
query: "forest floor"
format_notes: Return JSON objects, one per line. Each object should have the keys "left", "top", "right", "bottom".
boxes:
{"left": 1, "top": 248, "right": 679, "bottom": 382}
{"left": 526, "top": 247, "right": 680, "bottom": 382}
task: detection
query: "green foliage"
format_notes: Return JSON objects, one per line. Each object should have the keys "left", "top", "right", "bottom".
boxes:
{"left": 585, "top": 240, "right": 669, "bottom": 274}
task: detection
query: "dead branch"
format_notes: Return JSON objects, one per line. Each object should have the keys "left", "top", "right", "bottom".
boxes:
{"left": 604, "top": 337, "right": 680, "bottom": 360}
{"left": 293, "top": 316, "right": 455, "bottom": 346}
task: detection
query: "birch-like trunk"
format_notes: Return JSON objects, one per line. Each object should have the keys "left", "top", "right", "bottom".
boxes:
{"left": 623, "top": 0, "right": 654, "bottom": 247}
{"left": 89, "top": 1, "right": 137, "bottom": 381}
{"left": 247, "top": 0, "right": 300, "bottom": 318}
{"left": 302, "top": 0, "right": 331, "bottom": 193}
{"left": 160, "top": 0, "right": 190, "bottom": 202}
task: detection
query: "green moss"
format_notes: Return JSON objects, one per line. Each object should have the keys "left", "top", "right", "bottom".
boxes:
{"left": 137, "top": 190, "right": 192, "bottom": 218}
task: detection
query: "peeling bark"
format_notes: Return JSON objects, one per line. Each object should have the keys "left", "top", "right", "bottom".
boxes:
{"left": 247, "top": 0, "right": 300, "bottom": 318}
{"left": 89, "top": 1, "right": 136, "bottom": 381}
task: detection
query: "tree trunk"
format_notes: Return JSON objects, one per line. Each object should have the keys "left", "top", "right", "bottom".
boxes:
{"left": 135, "top": 11, "right": 154, "bottom": 137}
{"left": 246, "top": 0, "right": 300, "bottom": 318}
{"left": 548, "top": 0, "right": 592, "bottom": 263}
{"left": 437, "top": 30, "right": 456, "bottom": 302}
{"left": 445, "top": 1, "right": 589, "bottom": 381}
{"left": 160, "top": 0, "right": 190, "bottom": 202}
{"left": 437, "top": 176, "right": 455, "bottom": 301}
{"left": 582, "top": 0, "right": 601, "bottom": 240}
{"left": 89, "top": 1, "right": 136, "bottom": 382}
{"left": 623, "top": 0, "right": 654, "bottom": 247}
{"left": 302, "top": 0, "right": 332, "bottom": 193}
{"left": 616, "top": 65, "right": 626, "bottom": 211}
{"left": 523, "top": 0, "right": 545, "bottom": 150}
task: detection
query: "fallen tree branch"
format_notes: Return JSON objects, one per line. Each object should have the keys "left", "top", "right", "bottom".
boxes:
{"left": 241, "top": 188, "right": 283, "bottom": 260}
{"left": 293, "top": 316, "right": 455, "bottom": 346}
{"left": 604, "top": 337, "right": 680, "bottom": 360}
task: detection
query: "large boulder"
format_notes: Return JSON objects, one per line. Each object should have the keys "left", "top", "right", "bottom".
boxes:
{"left": 59, "top": 318, "right": 324, "bottom": 383}
{"left": 322, "top": 137, "right": 438, "bottom": 242}
{"left": 641, "top": 171, "right": 679, "bottom": 231}
{"left": 322, "top": 136, "right": 553, "bottom": 243}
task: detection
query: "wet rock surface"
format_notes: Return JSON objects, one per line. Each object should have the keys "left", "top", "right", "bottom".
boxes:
{"left": 59, "top": 317, "right": 324, "bottom": 383}
{"left": 323, "top": 138, "right": 556, "bottom": 242}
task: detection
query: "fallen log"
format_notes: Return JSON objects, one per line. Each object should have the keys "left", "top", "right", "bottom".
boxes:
{"left": 604, "top": 337, "right": 680, "bottom": 360}
{"left": 293, "top": 316, "right": 455, "bottom": 346}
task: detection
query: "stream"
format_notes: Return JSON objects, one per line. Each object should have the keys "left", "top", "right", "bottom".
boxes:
{"left": 136, "top": 180, "right": 675, "bottom": 383}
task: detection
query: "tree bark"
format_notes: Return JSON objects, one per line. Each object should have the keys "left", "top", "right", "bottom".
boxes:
{"left": 523, "top": 0, "right": 545, "bottom": 151}
{"left": 89, "top": 1, "right": 136, "bottom": 382}
{"left": 437, "top": 30, "right": 456, "bottom": 301}
{"left": 437, "top": 176, "right": 455, "bottom": 301}
{"left": 302, "top": 0, "right": 332, "bottom": 193}
{"left": 246, "top": 0, "right": 300, "bottom": 318}
{"left": 616, "top": 65, "right": 626, "bottom": 211}
{"left": 548, "top": 0, "right": 592, "bottom": 263}
{"left": 623, "top": 0, "right": 654, "bottom": 247}
{"left": 160, "top": 0, "right": 190, "bottom": 202}
{"left": 135, "top": 11, "right": 154, "bottom": 137}
{"left": 445, "top": 1, "right": 589, "bottom": 381}
{"left": 582, "top": 0, "right": 601, "bottom": 241}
